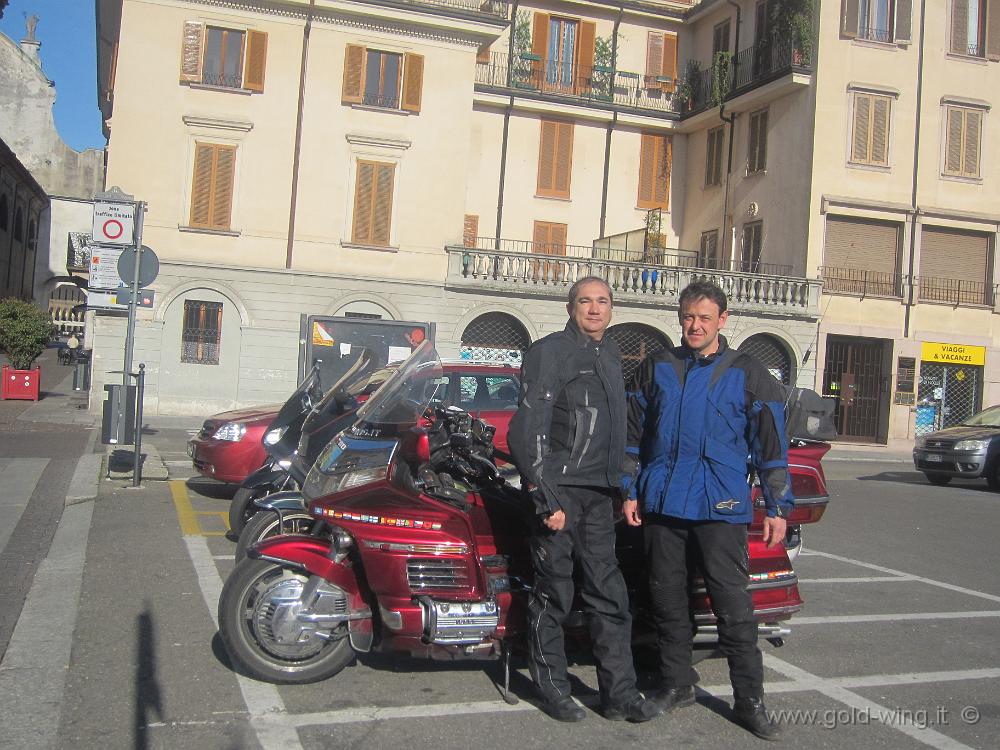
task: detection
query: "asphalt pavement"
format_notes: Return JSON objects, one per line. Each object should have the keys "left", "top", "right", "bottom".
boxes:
{"left": 0, "top": 355, "right": 997, "bottom": 749}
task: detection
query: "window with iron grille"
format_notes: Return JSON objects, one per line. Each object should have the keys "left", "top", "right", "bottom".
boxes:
{"left": 179, "top": 21, "right": 267, "bottom": 93}
{"left": 738, "top": 333, "right": 794, "bottom": 385}
{"left": 741, "top": 221, "right": 763, "bottom": 272}
{"left": 700, "top": 229, "right": 720, "bottom": 269}
{"left": 182, "top": 300, "right": 223, "bottom": 365}
{"left": 605, "top": 324, "right": 672, "bottom": 384}
{"left": 460, "top": 312, "right": 530, "bottom": 365}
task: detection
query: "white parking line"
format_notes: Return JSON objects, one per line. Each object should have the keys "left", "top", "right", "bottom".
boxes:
{"left": 793, "top": 610, "right": 1000, "bottom": 625}
{"left": 798, "top": 576, "right": 917, "bottom": 583}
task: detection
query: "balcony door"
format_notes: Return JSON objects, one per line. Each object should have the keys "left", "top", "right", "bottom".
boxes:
{"left": 545, "top": 17, "right": 578, "bottom": 93}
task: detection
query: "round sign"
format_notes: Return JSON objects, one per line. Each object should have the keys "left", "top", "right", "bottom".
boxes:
{"left": 103, "top": 219, "right": 124, "bottom": 240}
{"left": 117, "top": 245, "right": 160, "bottom": 288}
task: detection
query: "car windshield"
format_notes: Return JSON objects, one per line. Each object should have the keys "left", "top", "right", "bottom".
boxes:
{"left": 960, "top": 405, "right": 1000, "bottom": 427}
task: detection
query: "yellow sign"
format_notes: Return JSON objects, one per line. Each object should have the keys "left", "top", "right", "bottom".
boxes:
{"left": 920, "top": 342, "right": 986, "bottom": 366}
{"left": 312, "top": 322, "right": 334, "bottom": 347}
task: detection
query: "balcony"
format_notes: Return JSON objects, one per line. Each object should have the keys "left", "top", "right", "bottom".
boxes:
{"left": 447, "top": 241, "right": 820, "bottom": 317}
{"left": 918, "top": 276, "right": 994, "bottom": 307}
{"left": 683, "top": 35, "right": 813, "bottom": 118}
{"left": 821, "top": 268, "right": 998, "bottom": 309}
{"left": 475, "top": 52, "right": 681, "bottom": 117}
{"left": 380, "top": 0, "right": 509, "bottom": 20}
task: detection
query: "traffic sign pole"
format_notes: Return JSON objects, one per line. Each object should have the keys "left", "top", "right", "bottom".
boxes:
{"left": 115, "top": 201, "right": 145, "bottom": 445}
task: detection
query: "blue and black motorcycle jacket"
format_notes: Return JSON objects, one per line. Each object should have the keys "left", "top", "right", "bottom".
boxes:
{"left": 626, "top": 335, "right": 794, "bottom": 524}
{"left": 508, "top": 320, "right": 628, "bottom": 516}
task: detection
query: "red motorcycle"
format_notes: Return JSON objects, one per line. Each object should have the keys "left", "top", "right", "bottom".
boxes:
{"left": 218, "top": 343, "right": 829, "bottom": 689}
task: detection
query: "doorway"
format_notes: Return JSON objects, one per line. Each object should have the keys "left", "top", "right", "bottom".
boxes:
{"left": 822, "top": 335, "right": 892, "bottom": 443}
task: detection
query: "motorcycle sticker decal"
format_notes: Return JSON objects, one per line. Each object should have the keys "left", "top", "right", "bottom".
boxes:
{"left": 320, "top": 507, "right": 443, "bottom": 530}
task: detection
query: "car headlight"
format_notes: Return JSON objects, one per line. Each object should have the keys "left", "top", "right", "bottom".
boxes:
{"left": 914, "top": 436, "right": 926, "bottom": 449}
{"left": 954, "top": 439, "right": 989, "bottom": 451}
{"left": 264, "top": 426, "right": 287, "bottom": 446}
{"left": 213, "top": 422, "right": 246, "bottom": 442}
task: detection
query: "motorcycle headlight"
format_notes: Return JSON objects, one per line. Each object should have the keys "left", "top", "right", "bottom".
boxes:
{"left": 264, "top": 426, "right": 287, "bottom": 446}
{"left": 332, "top": 466, "right": 387, "bottom": 493}
{"left": 954, "top": 439, "right": 989, "bottom": 451}
{"left": 213, "top": 422, "right": 246, "bottom": 442}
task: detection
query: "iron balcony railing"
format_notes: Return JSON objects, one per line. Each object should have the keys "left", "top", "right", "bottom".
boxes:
{"left": 857, "top": 26, "right": 894, "bottom": 43}
{"left": 684, "top": 35, "right": 812, "bottom": 117}
{"left": 917, "top": 276, "right": 993, "bottom": 307}
{"left": 468, "top": 236, "right": 698, "bottom": 266}
{"left": 820, "top": 267, "right": 904, "bottom": 298}
{"left": 387, "top": 0, "right": 509, "bottom": 19}
{"left": 449, "top": 243, "right": 820, "bottom": 315}
{"left": 475, "top": 52, "right": 682, "bottom": 116}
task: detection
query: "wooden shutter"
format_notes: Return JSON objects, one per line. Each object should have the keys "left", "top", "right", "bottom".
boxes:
{"left": 852, "top": 94, "right": 871, "bottom": 162}
{"left": 638, "top": 133, "right": 670, "bottom": 210}
{"left": 243, "top": 30, "right": 267, "bottom": 92}
{"left": 402, "top": 53, "right": 424, "bottom": 112}
{"left": 870, "top": 96, "right": 890, "bottom": 165}
{"left": 841, "top": 0, "right": 859, "bottom": 38}
{"left": 537, "top": 120, "right": 573, "bottom": 198}
{"left": 645, "top": 32, "right": 664, "bottom": 89}
{"left": 661, "top": 33, "right": 678, "bottom": 92}
{"left": 945, "top": 107, "right": 965, "bottom": 174}
{"left": 963, "top": 109, "right": 982, "bottom": 176}
{"left": 190, "top": 142, "right": 236, "bottom": 230}
{"left": 988, "top": 0, "right": 1000, "bottom": 60}
{"left": 531, "top": 13, "right": 549, "bottom": 87}
{"left": 342, "top": 44, "right": 365, "bottom": 104}
{"left": 180, "top": 20, "right": 205, "bottom": 82}
{"left": 576, "top": 21, "right": 596, "bottom": 95}
{"left": 532, "top": 220, "right": 549, "bottom": 253}
{"left": 951, "top": 0, "right": 970, "bottom": 55}
{"left": 476, "top": 45, "right": 491, "bottom": 64}
{"left": 895, "top": 0, "right": 912, "bottom": 43}
{"left": 463, "top": 215, "right": 479, "bottom": 247}
{"left": 824, "top": 216, "right": 900, "bottom": 273}
{"left": 920, "top": 227, "right": 989, "bottom": 287}
{"left": 352, "top": 161, "right": 394, "bottom": 246}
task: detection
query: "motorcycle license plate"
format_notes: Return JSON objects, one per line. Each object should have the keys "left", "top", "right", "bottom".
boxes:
{"left": 926, "top": 454, "right": 943, "bottom": 462}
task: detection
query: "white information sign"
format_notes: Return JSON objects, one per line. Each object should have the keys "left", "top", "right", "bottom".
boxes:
{"left": 87, "top": 245, "right": 128, "bottom": 291}
{"left": 92, "top": 201, "right": 136, "bottom": 246}
{"left": 86, "top": 290, "right": 128, "bottom": 310}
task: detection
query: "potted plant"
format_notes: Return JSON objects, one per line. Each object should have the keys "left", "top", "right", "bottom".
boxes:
{"left": 770, "top": 0, "right": 814, "bottom": 66}
{"left": 0, "top": 297, "right": 54, "bottom": 401}
{"left": 675, "top": 59, "right": 702, "bottom": 111}
{"left": 710, "top": 50, "right": 733, "bottom": 107}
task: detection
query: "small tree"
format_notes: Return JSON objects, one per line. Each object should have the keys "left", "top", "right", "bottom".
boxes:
{"left": 710, "top": 50, "right": 733, "bottom": 107}
{"left": 0, "top": 298, "right": 55, "bottom": 370}
{"left": 770, "top": 0, "right": 815, "bottom": 62}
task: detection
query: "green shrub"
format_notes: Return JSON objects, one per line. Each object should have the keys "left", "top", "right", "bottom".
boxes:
{"left": 0, "top": 297, "right": 55, "bottom": 370}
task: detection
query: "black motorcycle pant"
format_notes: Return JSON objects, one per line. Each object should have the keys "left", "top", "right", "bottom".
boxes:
{"left": 643, "top": 515, "right": 763, "bottom": 700}
{"left": 527, "top": 486, "right": 640, "bottom": 708}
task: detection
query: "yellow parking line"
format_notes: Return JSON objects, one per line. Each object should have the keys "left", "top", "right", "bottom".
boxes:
{"left": 170, "top": 480, "right": 230, "bottom": 536}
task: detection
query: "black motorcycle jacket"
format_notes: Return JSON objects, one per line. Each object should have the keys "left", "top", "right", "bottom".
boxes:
{"left": 508, "top": 320, "right": 628, "bottom": 516}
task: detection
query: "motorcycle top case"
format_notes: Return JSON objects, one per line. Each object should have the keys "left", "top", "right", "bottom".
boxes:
{"left": 783, "top": 387, "right": 838, "bottom": 442}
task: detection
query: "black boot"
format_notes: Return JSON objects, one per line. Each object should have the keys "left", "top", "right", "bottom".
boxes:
{"left": 603, "top": 695, "right": 665, "bottom": 723}
{"left": 649, "top": 685, "right": 696, "bottom": 713}
{"left": 733, "top": 697, "right": 782, "bottom": 741}
{"left": 541, "top": 695, "right": 586, "bottom": 723}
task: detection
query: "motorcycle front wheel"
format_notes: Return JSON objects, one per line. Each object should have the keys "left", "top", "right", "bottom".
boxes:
{"left": 235, "top": 510, "right": 318, "bottom": 561}
{"left": 228, "top": 485, "right": 274, "bottom": 536}
{"left": 218, "top": 559, "right": 355, "bottom": 684}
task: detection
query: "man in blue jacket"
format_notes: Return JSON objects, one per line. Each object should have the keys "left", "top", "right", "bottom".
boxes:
{"left": 624, "top": 280, "right": 793, "bottom": 741}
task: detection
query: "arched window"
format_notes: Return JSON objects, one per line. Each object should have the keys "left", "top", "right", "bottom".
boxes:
{"left": 13, "top": 207, "right": 24, "bottom": 242}
{"left": 460, "top": 312, "right": 530, "bottom": 366}
{"left": 738, "top": 333, "right": 794, "bottom": 385}
{"left": 0, "top": 194, "right": 9, "bottom": 232}
{"left": 605, "top": 323, "right": 672, "bottom": 383}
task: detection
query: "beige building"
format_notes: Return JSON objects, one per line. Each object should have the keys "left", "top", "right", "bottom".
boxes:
{"left": 93, "top": 0, "right": 820, "bottom": 416}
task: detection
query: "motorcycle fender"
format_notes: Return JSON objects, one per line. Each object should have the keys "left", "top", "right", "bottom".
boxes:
{"left": 254, "top": 491, "right": 307, "bottom": 512}
{"left": 243, "top": 465, "right": 287, "bottom": 490}
{"left": 248, "top": 535, "right": 372, "bottom": 651}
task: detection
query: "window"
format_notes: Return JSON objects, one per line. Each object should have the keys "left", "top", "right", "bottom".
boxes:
{"left": 181, "top": 300, "right": 223, "bottom": 365}
{"left": 741, "top": 221, "right": 763, "bottom": 272}
{"left": 705, "top": 127, "right": 725, "bottom": 186}
{"left": 822, "top": 216, "right": 902, "bottom": 297}
{"left": 189, "top": 142, "right": 237, "bottom": 230}
{"left": 530, "top": 13, "right": 595, "bottom": 95}
{"left": 637, "top": 133, "right": 671, "bottom": 210}
{"left": 949, "top": 0, "right": 1000, "bottom": 60}
{"left": 700, "top": 229, "right": 721, "bottom": 269}
{"left": 645, "top": 32, "right": 678, "bottom": 92}
{"left": 840, "top": 0, "right": 913, "bottom": 43}
{"left": 0, "top": 193, "right": 8, "bottom": 232}
{"left": 13, "top": 207, "right": 23, "bottom": 242}
{"left": 351, "top": 160, "right": 395, "bottom": 247}
{"left": 342, "top": 45, "right": 423, "bottom": 112}
{"left": 713, "top": 19, "right": 732, "bottom": 57}
{"left": 179, "top": 21, "right": 266, "bottom": 92}
{"left": 943, "top": 105, "right": 983, "bottom": 178}
{"left": 747, "top": 109, "right": 768, "bottom": 174}
{"left": 458, "top": 374, "right": 520, "bottom": 410}
{"left": 532, "top": 221, "right": 567, "bottom": 255}
{"left": 27, "top": 219, "right": 36, "bottom": 251}
{"left": 536, "top": 120, "right": 574, "bottom": 199}
{"left": 850, "top": 92, "right": 891, "bottom": 167}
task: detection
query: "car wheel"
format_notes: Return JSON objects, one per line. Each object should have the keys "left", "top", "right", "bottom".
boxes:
{"left": 924, "top": 472, "right": 952, "bottom": 486}
{"left": 986, "top": 463, "right": 1000, "bottom": 491}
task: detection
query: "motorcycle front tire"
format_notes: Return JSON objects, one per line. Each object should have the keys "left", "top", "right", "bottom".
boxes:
{"left": 235, "top": 510, "right": 318, "bottom": 561}
{"left": 228, "top": 485, "right": 273, "bottom": 536}
{"left": 218, "top": 559, "right": 355, "bottom": 684}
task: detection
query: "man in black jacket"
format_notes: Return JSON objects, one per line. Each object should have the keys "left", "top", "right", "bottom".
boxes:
{"left": 508, "top": 276, "right": 661, "bottom": 724}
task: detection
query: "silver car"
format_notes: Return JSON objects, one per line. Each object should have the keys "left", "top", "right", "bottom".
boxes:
{"left": 913, "top": 404, "right": 1000, "bottom": 488}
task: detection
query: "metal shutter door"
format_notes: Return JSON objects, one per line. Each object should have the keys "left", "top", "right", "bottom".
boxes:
{"left": 824, "top": 216, "right": 899, "bottom": 272}
{"left": 919, "top": 227, "right": 988, "bottom": 282}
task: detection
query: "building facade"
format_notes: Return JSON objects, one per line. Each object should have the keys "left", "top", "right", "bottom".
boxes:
{"left": 0, "top": 136, "right": 48, "bottom": 301}
{"left": 93, "top": 0, "right": 819, "bottom": 416}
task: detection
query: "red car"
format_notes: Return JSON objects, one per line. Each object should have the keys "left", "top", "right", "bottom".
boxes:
{"left": 188, "top": 362, "right": 520, "bottom": 485}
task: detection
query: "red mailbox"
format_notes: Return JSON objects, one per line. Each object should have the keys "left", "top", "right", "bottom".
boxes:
{"left": 1, "top": 365, "right": 41, "bottom": 401}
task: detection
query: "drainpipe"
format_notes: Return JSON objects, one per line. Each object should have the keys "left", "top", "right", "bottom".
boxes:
{"left": 285, "top": 0, "right": 315, "bottom": 269}
{"left": 494, "top": 2, "right": 519, "bottom": 246}
{"left": 903, "top": 0, "right": 926, "bottom": 339}
{"left": 727, "top": 0, "right": 742, "bottom": 56}
{"left": 599, "top": 6, "right": 625, "bottom": 239}
{"left": 719, "top": 104, "right": 737, "bottom": 269}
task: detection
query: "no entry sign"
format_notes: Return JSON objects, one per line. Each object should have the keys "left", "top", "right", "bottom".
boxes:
{"left": 92, "top": 201, "right": 136, "bottom": 246}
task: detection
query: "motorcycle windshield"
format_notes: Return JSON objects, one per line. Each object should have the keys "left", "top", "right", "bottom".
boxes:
{"left": 303, "top": 433, "right": 398, "bottom": 501}
{"left": 349, "top": 340, "right": 446, "bottom": 438}
{"left": 269, "top": 366, "right": 322, "bottom": 432}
